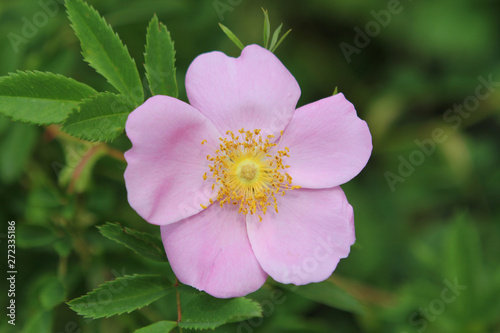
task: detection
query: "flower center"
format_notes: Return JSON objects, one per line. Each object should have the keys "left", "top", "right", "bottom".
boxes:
{"left": 238, "top": 162, "right": 258, "bottom": 181}
{"left": 202, "top": 128, "right": 300, "bottom": 221}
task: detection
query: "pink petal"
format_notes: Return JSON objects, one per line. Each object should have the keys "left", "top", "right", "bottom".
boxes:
{"left": 246, "top": 187, "right": 355, "bottom": 285}
{"left": 161, "top": 204, "right": 268, "bottom": 298}
{"left": 279, "top": 93, "right": 372, "bottom": 188}
{"left": 185, "top": 44, "right": 300, "bottom": 137}
{"left": 124, "top": 95, "right": 220, "bottom": 226}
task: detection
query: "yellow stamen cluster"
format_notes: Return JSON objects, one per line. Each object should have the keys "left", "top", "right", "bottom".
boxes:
{"left": 202, "top": 128, "right": 300, "bottom": 220}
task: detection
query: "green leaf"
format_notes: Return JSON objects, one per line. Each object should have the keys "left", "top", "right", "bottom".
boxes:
{"left": 22, "top": 310, "right": 53, "bottom": 333}
{"left": 0, "top": 113, "right": 12, "bottom": 133}
{"left": 270, "top": 28, "right": 292, "bottom": 53}
{"left": 98, "top": 222, "right": 166, "bottom": 262}
{"left": 268, "top": 23, "right": 283, "bottom": 52}
{"left": 0, "top": 122, "right": 37, "bottom": 184}
{"left": 67, "top": 274, "right": 173, "bottom": 318}
{"left": 333, "top": 86, "right": 339, "bottom": 95}
{"left": 62, "top": 92, "right": 134, "bottom": 142}
{"left": 17, "top": 224, "right": 58, "bottom": 248}
{"left": 53, "top": 237, "right": 73, "bottom": 257}
{"left": 56, "top": 141, "right": 107, "bottom": 193}
{"left": 0, "top": 71, "right": 97, "bottom": 125}
{"left": 277, "top": 280, "right": 365, "bottom": 315}
{"left": 40, "top": 278, "right": 66, "bottom": 310}
{"left": 218, "top": 23, "right": 245, "bottom": 50}
{"left": 179, "top": 291, "right": 262, "bottom": 330}
{"left": 134, "top": 321, "right": 178, "bottom": 333}
{"left": 145, "top": 15, "right": 178, "bottom": 97}
{"left": 262, "top": 8, "right": 271, "bottom": 49}
{"left": 65, "top": 0, "right": 143, "bottom": 106}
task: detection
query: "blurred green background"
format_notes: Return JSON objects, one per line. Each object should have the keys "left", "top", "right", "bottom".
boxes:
{"left": 1, "top": 0, "right": 499, "bottom": 332}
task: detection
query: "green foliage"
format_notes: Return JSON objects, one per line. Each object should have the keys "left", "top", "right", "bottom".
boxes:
{"left": 0, "top": 121, "right": 37, "bottom": 184}
{"left": 1, "top": 1, "right": 499, "bottom": 332}
{"left": 67, "top": 275, "right": 173, "bottom": 318}
{"left": 218, "top": 23, "right": 245, "bottom": 50}
{"left": 277, "top": 280, "right": 365, "bottom": 315}
{"left": 22, "top": 310, "right": 53, "bottom": 333}
{"left": 62, "top": 92, "right": 134, "bottom": 142}
{"left": 270, "top": 29, "right": 291, "bottom": 53}
{"left": 98, "top": 222, "right": 166, "bottom": 262}
{"left": 40, "top": 278, "right": 66, "bottom": 310}
{"left": 179, "top": 291, "right": 262, "bottom": 330}
{"left": 145, "top": 15, "right": 178, "bottom": 97}
{"left": 0, "top": 71, "right": 97, "bottom": 125}
{"left": 65, "top": 0, "right": 144, "bottom": 106}
{"left": 16, "top": 224, "right": 58, "bottom": 248}
{"left": 260, "top": 9, "right": 291, "bottom": 52}
{"left": 134, "top": 321, "right": 178, "bottom": 333}
{"left": 54, "top": 140, "right": 106, "bottom": 193}
{"left": 262, "top": 8, "right": 271, "bottom": 49}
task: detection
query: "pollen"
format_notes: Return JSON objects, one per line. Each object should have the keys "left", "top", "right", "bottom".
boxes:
{"left": 201, "top": 128, "right": 300, "bottom": 220}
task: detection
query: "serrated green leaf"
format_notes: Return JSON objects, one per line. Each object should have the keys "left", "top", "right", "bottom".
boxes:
{"left": 68, "top": 274, "right": 173, "bottom": 318}
{"left": 145, "top": 15, "right": 178, "bottom": 97}
{"left": 0, "top": 71, "right": 97, "bottom": 125}
{"left": 40, "top": 278, "right": 66, "bottom": 310}
{"left": 62, "top": 92, "right": 134, "bottom": 142}
{"left": 262, "top": 8, "right": 271, "bottom": 49}
{"left": 97, "top": 222, "right": 166, "bottom": 262}
{"left": 218, "top": 23, "right": 245, "bottom": 50}
{"left": 270, "top": 28, "right": 292, "bottom": 53}
{"left": 277, "top": 280, "right": 365, "bottom": 315}
{"left": 179, "top": 292, "right": 262, "bottom": 330}
{"left": 134, "top": 321, "right": 178, "bottom": 333}
{"left": 268, "top": 23, "right": 283, "bottom": 52}
{"left": 65, "top": 0, "right": 143, "bottom": 106}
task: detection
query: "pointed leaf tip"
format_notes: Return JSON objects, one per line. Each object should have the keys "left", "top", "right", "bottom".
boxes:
{"left": 145, "top": 15, "right": 178, "bottom": 97}
{"left": 65, "top": 0, "right": 143, "bottom": 106}
{"left": 0, "top": 71, "right": 97, "bottom": 125}
{"left": 218, "top": 23, "right": 245, "bottom": 50}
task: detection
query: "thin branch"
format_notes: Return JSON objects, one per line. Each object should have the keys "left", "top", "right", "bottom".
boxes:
{"left": 68, "top": 144, "right": 104, "bottom": 194}
{"left": 175, "top": 278, "right": 183, "bottom": 332}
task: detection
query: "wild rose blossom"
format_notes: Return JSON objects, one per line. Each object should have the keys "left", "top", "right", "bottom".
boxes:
{"left": 124, "top": 44, "right": 372, "bottom": 298}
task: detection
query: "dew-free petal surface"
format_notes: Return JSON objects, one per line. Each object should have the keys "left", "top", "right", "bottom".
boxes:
{"left": 162, "top": 204, "right": 268, "bottom": 298}
{"left": 125, "top": 95, "right": 220, "bottom": 225}
{"left": 279, "top": 93, "right": 372, "bottom": 188}
{"left": 246, "top": 187, "right": 355, "bottom": 285}
{"left": 186, "top": 44, "right": 300, "bottom": 138}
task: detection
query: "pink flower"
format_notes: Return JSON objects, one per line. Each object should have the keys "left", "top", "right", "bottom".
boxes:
{"left": 124, "top": 44, "right": 372, "bottom": 298}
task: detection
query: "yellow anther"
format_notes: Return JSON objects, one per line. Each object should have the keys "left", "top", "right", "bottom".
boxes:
{"left": 202, "top": 128, "right": 298, "bottom": 220}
